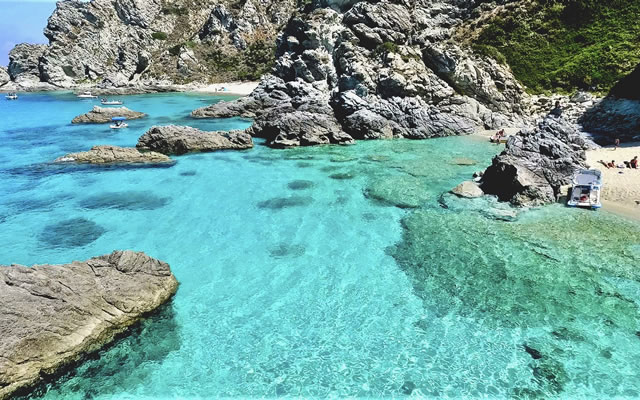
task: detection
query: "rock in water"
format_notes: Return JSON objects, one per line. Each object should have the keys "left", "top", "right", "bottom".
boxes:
{"left": 451, "top": 181, "right": 484, "bottom": 198}
{"left": 481, "top": 116, "right": 588, "bottom": 206}
{"left": 136, "top": 125, "right": 253, "bottom": 155}
{"left": 0, "top": 251, "right": 179, "bottom": 400}
{"left": 72, "top": 106, "right": 146, "bottom": 124}
{"left": 55, "top": 145, "right": 172, "bottom": 164}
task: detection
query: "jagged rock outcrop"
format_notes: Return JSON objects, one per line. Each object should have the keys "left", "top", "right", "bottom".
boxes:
{"left": 481, "top": 115, "right": 589, "bottom": 206}
{"left": 0, "top": 251, "right": 178, "bottom": 400}
{"left": 0, "top": 67, "right": 9, "bottom": 87}
{"left": 6, "top": 0, "right": 295, "bottom": 88}
{"left": 7, "top": 44, "right": 47, "bottom": 87}
{"left": 136, "top": 125, "right": 253, "bottom": 155}
{"left": 55, "top": 145, "right": 172, "bottom": 164}
{"left": 193, "top": 0, "right": 531, "bottom": 147}
{"left": 72, "top": 106, "right": 146, "bottom": 124}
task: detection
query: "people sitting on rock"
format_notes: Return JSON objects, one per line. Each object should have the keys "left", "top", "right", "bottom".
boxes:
{"left": 550, "top": 101, "right": 563, "bottom": 117}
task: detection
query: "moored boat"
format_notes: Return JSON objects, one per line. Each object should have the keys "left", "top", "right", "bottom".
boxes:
{"left": 101, "top": 98, "right": 123, "bottom": 105}
{"left": 110, "top": 116, "right": 128, "bottom": 129}
{"left": 5, "top": 93, "right": 18, "bottom": 100}
{"left": 567, "top": 169, "right": 603, "bottom": 209}
{"left": 77, "top": 91, "right": 98, "bottom": 99}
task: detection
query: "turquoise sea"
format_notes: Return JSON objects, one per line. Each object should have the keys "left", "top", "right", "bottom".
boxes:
{"left": 1, "top": 93, "right": 640, "bottom": 399}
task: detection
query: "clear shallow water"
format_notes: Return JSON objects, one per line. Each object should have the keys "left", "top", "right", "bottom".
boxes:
{"left": 1, "top": 93, "right": 640, "bottom": 399}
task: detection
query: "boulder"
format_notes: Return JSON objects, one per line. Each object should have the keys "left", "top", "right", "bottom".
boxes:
{"left": 136, "top": 125, "right": 253, "bottom": 155}
{"left": 481, "top": 116, "right": 588, "bottom": 206}
{"left": 72, "top": 106, "right": 146, "bottom": 124}
{"left": 451, "top": 180, "right": 484, "bottom": 198}
{"left": 0, "top": 251, "right": 178, "bottom": 400}
{"left": 55, "top": 145, "right": 172, "bottom": 164}
{"left": 7, "top": 44, "right": 46, "bottom": 84}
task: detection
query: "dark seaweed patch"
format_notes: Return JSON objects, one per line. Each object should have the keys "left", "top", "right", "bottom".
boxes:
{"left": 257, "top": 196, "right": 313, "bottom": 210}
{"left": 329, "top": 172, "right": 355, "bottom": 180}
{"left": 287, "top": 180, "right": 314, "bottom": 190}
{"left": 39, "top": 217, "right": 105, "bottom": 249}
{"left": 78, "top": 191, "right": 171, "bottom": 211}
{"left": 179, "top": 170, "right": 197, "bottom": 177}
{"left": 269, "top": 243, "right": 306, "bottom": 258}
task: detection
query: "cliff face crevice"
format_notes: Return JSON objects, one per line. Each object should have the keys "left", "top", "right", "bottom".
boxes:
{"left": 8, "top": 0, "right": 296, "bottom": 88}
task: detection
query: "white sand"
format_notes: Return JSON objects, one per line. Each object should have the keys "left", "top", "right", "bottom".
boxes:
{"left": 586, "top": 142, "right": 640, "bottom": 222}
{"left": 191, "top": 81, "right": 259, "bottom": 96}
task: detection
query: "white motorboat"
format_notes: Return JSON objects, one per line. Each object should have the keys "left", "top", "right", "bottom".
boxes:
{"left": 77, "top": 91, "right": 98, "bottom": 99}
{"left": 101, "top": 98, "right": 123, "bottom": 105}
{"left": 110, "top": 117, "right": 128, "bottom": 129}
{"left": 567, "top": 169, "right": 602, "bottom": 209}
{"left": 5, "top": 93, "right": 18, "bottom": 100}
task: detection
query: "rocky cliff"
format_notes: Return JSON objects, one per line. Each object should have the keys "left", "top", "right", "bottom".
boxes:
{"left": 7, "top": 0, "right": 295, "bottom": 89}
{"left": 192, "top": 0, "right": 532, "bottom": 147}
{"left": 0, "top": 251, "right": 178, "bottom": 400}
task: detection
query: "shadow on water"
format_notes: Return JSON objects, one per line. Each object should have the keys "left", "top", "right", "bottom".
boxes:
{"left": 39, "top": 217, "right": 106, "bottom": 249}
{"left": 20, "top": 302, "right": 181, "bottom": 400}
{"left": 78, "top": 191, "right": 172, "bottom": 211}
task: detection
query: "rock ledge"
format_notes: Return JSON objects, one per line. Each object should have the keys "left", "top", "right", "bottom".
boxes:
{"left": 72, "top": 106, "right": 146, "bottom": 124}
{"left": 0, "top": 251, "right": 179, "bottom": 400}
{"left": 136, "top": 125, "right": 253, "bottom": 155}
{"left": 55, "top": 145, "right": 172, "bottom": 164}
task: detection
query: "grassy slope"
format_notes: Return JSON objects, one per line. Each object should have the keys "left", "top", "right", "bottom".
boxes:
{"left": 473, "top": 0, "right": 640, "bottom": 94}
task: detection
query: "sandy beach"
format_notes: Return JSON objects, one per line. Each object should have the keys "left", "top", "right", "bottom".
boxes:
{"left": 190, "top": 81, "right": 259, "bottom": 96}
{"left": 586, "top": 142, "right": 640, "bottom": 222}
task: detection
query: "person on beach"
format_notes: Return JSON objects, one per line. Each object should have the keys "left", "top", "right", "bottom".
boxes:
{"left": 614, "top": 138, "right": 620, "bottom": 150}
{"left": 608, "top": 160, "right": 616, "bottom": 168}
{"left": 550, "top": 101, "right": 563, "bottom": 117}
{"left": 631, "top": 156, "right": 638, "bottom": 169}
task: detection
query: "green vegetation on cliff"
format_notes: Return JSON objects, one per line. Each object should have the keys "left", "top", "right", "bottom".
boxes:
{"left": 473, "top": 0, "right": 640, "bottom": 94}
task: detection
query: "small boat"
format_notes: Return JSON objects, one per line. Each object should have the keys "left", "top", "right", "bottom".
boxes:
{"left": 110, "top": 117, "right": 128, "bottom": 129}
{"left": 77, "top": 91, "right": 98, "bottom": 99}
{"left": 490, "top": 134, "right": 511, "bottom": 144}
{"left": 5, "top": 93, "right": 18, "bottom": 100}
{"left": 567, "top": 169, "right": 602, "bottom": 209}
{"left": 101, "top": 98, "right": 123, "bottom": 105}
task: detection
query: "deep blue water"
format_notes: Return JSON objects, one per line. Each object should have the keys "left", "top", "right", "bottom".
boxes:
{"left": 1, "top": 92, "right": 640, "bottom": 399}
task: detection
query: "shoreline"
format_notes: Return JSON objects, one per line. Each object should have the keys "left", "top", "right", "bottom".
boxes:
{"left": 1, "top": 81, "right": 259, "bottom": 96}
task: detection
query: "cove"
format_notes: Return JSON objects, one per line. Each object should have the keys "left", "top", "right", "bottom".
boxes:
{"left": 1, "top": 93, "right": 639, "bottom": 398}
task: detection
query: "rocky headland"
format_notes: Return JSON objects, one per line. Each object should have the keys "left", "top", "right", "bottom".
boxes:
{"left": 72, "top": 106, "right": 146, "bottom": 124}
{"left": 55, "top": 145, "right": 173, "bottom": 164}
{"left": 0, "top": 251, "right": 178, "bottom": 400}
{"left": 137, "top": 125, "right": 253, "bottom": 155}
{"left": 4, "top": 0, "right": 296, "bottom": 90}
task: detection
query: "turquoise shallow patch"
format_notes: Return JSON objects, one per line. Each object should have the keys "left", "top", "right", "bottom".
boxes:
{"left": 1, "top": 93, "right": 639, "bottom": 398}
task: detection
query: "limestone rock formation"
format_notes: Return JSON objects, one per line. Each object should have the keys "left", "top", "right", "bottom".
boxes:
{"left": 6, "top": 0, "right": 296, "bottom": 88}
{"left": 580, "top": 98, "right": 640, "bottom": 143}
{"left": 0, "top": 67, "right": 9, "bottom": 87}
{"left": 8, "top": 44, "right": 47, "bottom": 87}
{"left": 72, "top": 106, "right": 146, "bottom": 124}
{"left": 55, "top": 145, "right": 172, "bottom": 164}
{"left": 192, "top": 0, "right": 531, "bottom": 147}
{"left": 136, "top": 125, "right": 253, "bottom": 155}
{"left": 481, "top": 116, "right": 588, "bottom": 206}
{"left": 451, "top": 180, "right": 484, "bottom": 198}
{"left": 0, "top": 251, "right": 178, "bottom": 400}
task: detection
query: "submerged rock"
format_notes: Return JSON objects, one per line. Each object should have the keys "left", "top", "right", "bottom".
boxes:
{"left": 136, "top": 125, "right": 253, "bottom": 155}
{"left": 0, "top": 251, "right": 179, "bottom": 400}
{"left": 451, "top": 180, "right": 484, "bottom": 198}
{"left": 481, "top": 116, "right": 588, "bottom": 206}
{"left": 39, "top": 217, "right": 106, "bottom": 249}
{"left": 71, "top": 106, "right": 146, "bottom": 124}
{"left": 364, "top": 175, "right": 430, "bottom": 208}
{"left": 55, "top": 145, "right": 172, "bottom": 164}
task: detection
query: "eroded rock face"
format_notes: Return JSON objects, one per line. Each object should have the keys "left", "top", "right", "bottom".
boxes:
{"left": 580, "top": 98, "right": 640, "bottom": 143}
{"left": 71, "top": 106, "right": 146, "bottom": 124}
{"left": 55, "top": 145, "right": 172, "bottom": 164}
{"left": 136, "top": 125, "right": 253, "bottom": 155}
{"left": 0, "top": 251, "right": 179, "bottom": 400}
{"left": 481, "top": 116, "right": 588, "bottom": 206}
{"left": 193, "top": 0, "right": 530, "bottom": 147}
{"left": 8, "top": 44, "right": 46, "bottom": 86}
{"left": 0, "top": 67, "right": 9, "bottom": 87}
